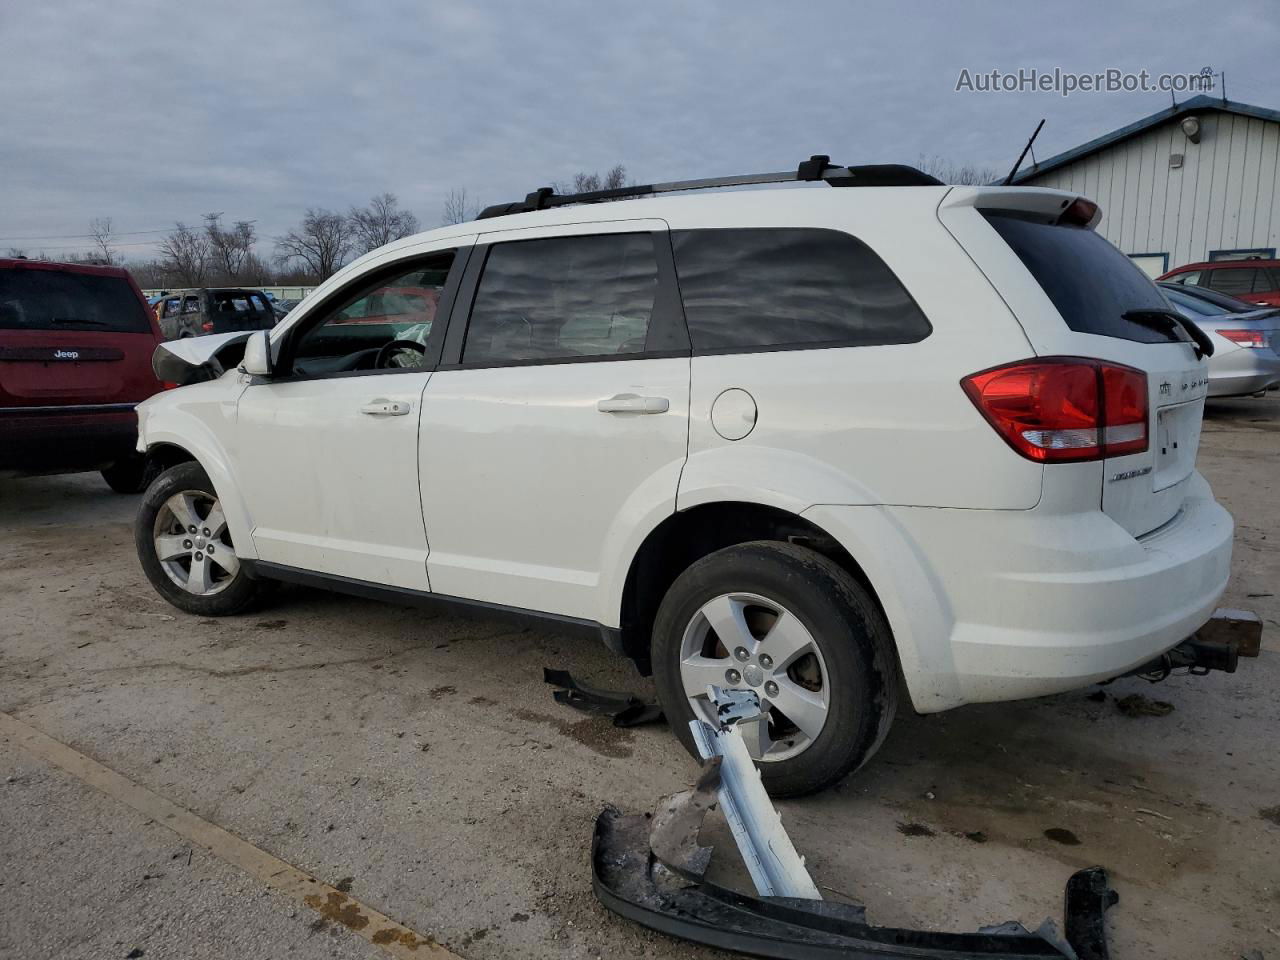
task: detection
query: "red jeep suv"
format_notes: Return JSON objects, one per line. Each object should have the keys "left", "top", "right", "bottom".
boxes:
{"left": 0, "top": 258, "right": 165, "bottom": 491}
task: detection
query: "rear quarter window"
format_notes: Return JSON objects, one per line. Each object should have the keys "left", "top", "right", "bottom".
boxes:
{"left": 982, "top": 213, "right": 1172, "bottom": 344}
{"left": 0, "top": 269, "right": 151, "bottom": 333}
{"left": 670, "top": 228, "right": 931, "bottom": 352}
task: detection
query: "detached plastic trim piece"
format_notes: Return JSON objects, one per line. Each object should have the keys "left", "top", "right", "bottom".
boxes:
{"left": 591, "top": 808, "right": 1117, "bottom": 960}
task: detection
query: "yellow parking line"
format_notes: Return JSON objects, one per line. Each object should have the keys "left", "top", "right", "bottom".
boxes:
{"left": 1, "top": 711, "right": 462, "bottom": 959}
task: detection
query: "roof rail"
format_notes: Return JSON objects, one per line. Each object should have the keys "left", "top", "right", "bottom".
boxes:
{"left": 476, "top": 155, "right": 943, "bottom": 220}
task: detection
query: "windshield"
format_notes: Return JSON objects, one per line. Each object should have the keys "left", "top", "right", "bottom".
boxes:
{"left": 983, "top": 212, "right": 1181, "bottom": 345}
{"left": 0, "top": 268, "right": 151, "bottom": 333}
{"left": 1157, "top": 283, "right": 1257, "bottom": 313}
{"left": 1161, "top": 286, "right": 1222, "bottom": 318}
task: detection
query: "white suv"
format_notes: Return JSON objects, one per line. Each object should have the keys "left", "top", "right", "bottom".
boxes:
{"left": 133, "top": 159, "right": 1234, "bottom": 796}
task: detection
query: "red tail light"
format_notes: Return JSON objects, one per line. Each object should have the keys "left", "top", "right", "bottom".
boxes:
{"left": 1218, "top": 329, "right": 1266, "bottom": 349}
{"left": 962, "top": 357, "right": 1148, "bottom": 462}
{"left": 161, "top": 380, "right": 179, "bottom": 390}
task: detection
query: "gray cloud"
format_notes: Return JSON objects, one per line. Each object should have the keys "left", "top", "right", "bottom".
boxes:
{"left": 1, "top": 0, "right": 1277, "bottom": 260}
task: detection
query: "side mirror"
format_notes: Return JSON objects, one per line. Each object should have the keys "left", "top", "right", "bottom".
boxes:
{"left": 240, "top": 330, "right": 273, "bottom": 376}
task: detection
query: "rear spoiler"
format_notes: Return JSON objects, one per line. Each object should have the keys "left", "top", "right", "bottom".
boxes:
{"left": 941, "top": 186, "right": 1103, "bottom": 229}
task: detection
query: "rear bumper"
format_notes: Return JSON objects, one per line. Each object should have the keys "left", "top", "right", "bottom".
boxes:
{"left": 808, "top": 472, "right": 1234, "bottom": 711}
{"left": 0, "top": 405, "right": 138, "bottom": 476}
{"left": 1208, "top": 348, "right": 1280, "bottom": 397}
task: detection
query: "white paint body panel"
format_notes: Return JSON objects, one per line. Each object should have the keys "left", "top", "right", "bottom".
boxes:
{"left": 234, "top": 371, "right": 432, "bottom": 590}
{"left": 420, "top": 356, "right": 690, "bottom": 620}
{"left": 135, "top": 184, "right": 1235, "bottom": 714}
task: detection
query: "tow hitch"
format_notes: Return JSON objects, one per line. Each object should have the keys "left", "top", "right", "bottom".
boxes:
{"left": 1128, "top": 608, "right": 1262, "bottom": 681}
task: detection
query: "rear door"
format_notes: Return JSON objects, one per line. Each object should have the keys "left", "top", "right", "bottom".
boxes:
{"left": 418, "top": 220, "right": 690, "bottom": 621}
{"left": 0, "top": 263, "right": 160, "bottom": 407}
{"left": 941, "top": 190, "right": 1210, "bottom": 537}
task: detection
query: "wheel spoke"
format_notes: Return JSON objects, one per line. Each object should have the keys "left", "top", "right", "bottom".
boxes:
{"left": 680, "top": 654, "right": 731, "bottom": 700}
{"left": 164, "top": 492, "right": 201, "bottom": 530}
{"left": 154, "top": 535, "right": 190, "bottom": 562}
{"left": 185, "top": 554, "right": 213, "bottom": 594}
{"left": 761, "top": 610, "right": 817, "bottom": 670}
{"left": 208, "top": 548, "right": 239, "bottom": 577}
{"left": 204, "top": 501, "right": 228, "bottom": 538}
{"left": 736, "top": 714, "right": 774, "bottom": 760}
{"left": 700, "top": 595, "right": 756, "bottom": 655}
{"left": 766, "top": 679, "right": 828, "bottom": 741}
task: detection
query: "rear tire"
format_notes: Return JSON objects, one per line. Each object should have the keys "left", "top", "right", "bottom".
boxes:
{"left": 135, "top": 461, "right": 266, "bottom": 616}
{"left": 652, "top": 541, "right": 898, "bottom": 797}
{"left": 101, "top": 454, "right": 150, "bottom": 494}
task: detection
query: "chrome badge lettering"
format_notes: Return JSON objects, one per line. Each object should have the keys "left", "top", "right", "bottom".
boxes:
{"left": 1110, "top": 465, "right": 1153, "bottom": 482}
{"left": 53, "top": 349, "right": 80, "bottom": 360}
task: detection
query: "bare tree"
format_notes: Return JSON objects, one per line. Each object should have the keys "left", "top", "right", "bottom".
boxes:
{"left": 554, "top": 164, "right": 630, "bottom": 195}
{"left": 203, "top": 213, "right": 256, "bottom": 282}
{"left": 441, "top": 188, "right": 482, "bottom": 226}
{"left": 915, "top": 154, "right": 1000, "bottom": 186}
{"left": 274, "top": 209, "right": 352, "bottom": 281}
{"left": 89, "top": 217, "right": 118, "bottom": 264}
{"left": 5, "top": 247, "right": 28, "bottom": 258}
{"left": 349, "top": 193, "right": 420, "bottom": 254}
{"left": 158, "top": 222, "right": 211, "bottom": 286}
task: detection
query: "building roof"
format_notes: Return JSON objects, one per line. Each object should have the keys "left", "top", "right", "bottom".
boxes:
{"left": 1011, "top": 95, "right": 1280, "bottom": 184}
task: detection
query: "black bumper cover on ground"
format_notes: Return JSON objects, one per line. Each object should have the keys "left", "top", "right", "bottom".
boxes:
{"left": 592, "top": 807, "right": 1117, "bottom": 960}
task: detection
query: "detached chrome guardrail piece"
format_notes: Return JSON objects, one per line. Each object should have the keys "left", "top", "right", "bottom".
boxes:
{"left": 687, "top": 687, "right": 820, "bottom": 900}
{"left": 591, "top": 686, "right": 1119, "bottom": 959}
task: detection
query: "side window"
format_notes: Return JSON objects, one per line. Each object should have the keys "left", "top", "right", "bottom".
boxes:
{"left": 1207, "top": 268, "right": 1256, "bottom": 295}
{"left": 182, "top": 295, "right": 200, "bottom": 314}
{"left": 289, "top": 252, "right": 454, "bottom": 376}
{"left": 1170, "top": 271, "right": 1199, "bottom": 286}
{"left": 671, "top": 228, "right": 931, "bottom": 352}
{"left": 462, "top": 233, "right": 658, "bottom": 364}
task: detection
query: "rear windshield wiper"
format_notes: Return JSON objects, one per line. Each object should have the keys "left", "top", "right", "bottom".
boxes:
{"left": 1122, "top": 309, "right": 1214, "bottom": 359}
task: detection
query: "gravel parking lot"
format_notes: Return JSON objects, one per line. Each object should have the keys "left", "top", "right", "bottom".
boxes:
{"left": 2, "top": 397, "right": 1278, "bottom": 960}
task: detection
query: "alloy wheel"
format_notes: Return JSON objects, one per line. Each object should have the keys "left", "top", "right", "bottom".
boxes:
{"left": 678, "top": 592, "right": 830, "bottom": 761}
{"left": 152, "top": 490, "right": 239, "bottom": 595}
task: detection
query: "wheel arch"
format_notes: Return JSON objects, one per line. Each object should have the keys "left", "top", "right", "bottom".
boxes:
{"left": 140, "top": 428, "right": 258, "bottom": 561}
{"left": 615, "top": 500, "right": 894, "bottom": 678}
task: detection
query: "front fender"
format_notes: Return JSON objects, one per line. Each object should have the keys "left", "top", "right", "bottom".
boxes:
{"left": 137, "top": 378, "right": 256, "bottom": 560}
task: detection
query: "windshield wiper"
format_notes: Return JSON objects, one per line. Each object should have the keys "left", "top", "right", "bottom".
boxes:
{"left": 49, "top": 316, "right": 109, "bottom": 327}
{"left": 1123, "top": 309, "right": 1214, "bottom": 359}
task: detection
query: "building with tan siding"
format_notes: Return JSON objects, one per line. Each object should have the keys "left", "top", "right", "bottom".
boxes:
{"left": 1012, "top": 95, "right": 1280, "bottom": 278}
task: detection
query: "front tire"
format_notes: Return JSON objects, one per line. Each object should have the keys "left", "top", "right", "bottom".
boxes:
{"left": 652, "top": 541, "right": 898, "bottom": 797}
{"left": 135, "top": 461, "right": 265, "bottom": 616}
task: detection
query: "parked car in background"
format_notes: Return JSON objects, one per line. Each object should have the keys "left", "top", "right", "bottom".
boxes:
{"left": 1159, "top": 259, "right": 1280, "bottom": 307}
{"left": 130, "top": 165, "right": 1236, "bottom": 796}
{"left": 0, "top": 257, "right": 165, "bottom": 491}
{"left": 154, "top": 288, "right": 277, "bottom": 340}
{"left": 1160, "top": 283, "right": 1280, "bottom": 397}
{"left": 1156, "top": 282, "right": 1267, "bottom": 316}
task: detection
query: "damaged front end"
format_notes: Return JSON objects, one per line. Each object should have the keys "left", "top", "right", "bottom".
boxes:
{"left": 592, "top": 689, "right": 1118, "bottom": 960}
{"left": 151, "top": 331, "right": 257, "bottom": 387}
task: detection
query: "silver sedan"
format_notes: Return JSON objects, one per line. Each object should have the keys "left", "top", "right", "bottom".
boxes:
{"left": 1161, "top": 284, "right": 1280, "bottom": 397}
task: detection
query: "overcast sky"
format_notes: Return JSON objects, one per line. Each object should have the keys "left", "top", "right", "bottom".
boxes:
{"left": 2, "top": 0, "right": 1278, "bottom": 261}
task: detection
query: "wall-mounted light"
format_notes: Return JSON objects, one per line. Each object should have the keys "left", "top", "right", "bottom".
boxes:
{"left": 1180, "top": 116, "right": 1201, "bottom": 143}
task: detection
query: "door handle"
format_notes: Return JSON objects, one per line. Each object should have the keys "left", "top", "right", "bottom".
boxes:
{"left": 360, "top": 399, "right": 411, "bottom": 417}
{"left": 596, "top": 393, "right": 670, "bottom": 415}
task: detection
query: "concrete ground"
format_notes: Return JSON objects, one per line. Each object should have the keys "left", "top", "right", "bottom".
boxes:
{"left": 2, "top": 397, "right": 1278, "bottom": 960}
